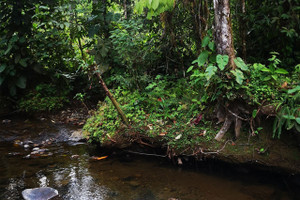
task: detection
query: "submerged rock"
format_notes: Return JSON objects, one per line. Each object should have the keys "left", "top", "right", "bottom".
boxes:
{"left": 69, "top": 129, "right": 86, "bottom": 142}
{"left": 22, "top": 187, "right": 58, "bottom": 200}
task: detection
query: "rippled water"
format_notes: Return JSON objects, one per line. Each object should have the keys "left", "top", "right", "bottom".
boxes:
{"left": 0, "top": 118, "right": 294, "bottom": 200}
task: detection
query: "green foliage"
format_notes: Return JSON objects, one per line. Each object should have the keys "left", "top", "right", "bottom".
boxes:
{"left": 245, "top": 0, "right": 300, "bottom": 67}
{"left": 135, "top": 0, "right": 175, "bottom": 19}
{"left": 83, "top": 78, "right": 211, "bottom": 146}
{"left": 18, "top": 84, "right": 68, "bottom": 112}
{"left": 273, "top": 85, "right": 300, "bottom": 138}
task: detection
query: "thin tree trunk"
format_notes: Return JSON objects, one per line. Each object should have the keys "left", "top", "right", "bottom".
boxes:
{"left": 239, "top": 0, "right": 246, "bottom": 59}
{"left": 213, "top": 0, "right": 236, "bottom": 69}
{"left": 123, "top": 0, "right": 127, "bottom": 19}
{"left": 94, "top": 66, "right": 130, "bottom": 128}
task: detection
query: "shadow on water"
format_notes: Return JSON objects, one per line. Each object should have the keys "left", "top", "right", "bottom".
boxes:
{"left": 0, "top": 117, "right": 298, "bottom": 200}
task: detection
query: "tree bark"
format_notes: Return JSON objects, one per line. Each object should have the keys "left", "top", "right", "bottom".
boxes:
{"left": 213, "top": 0, "right": 236, "bottom": 69}
{"left": 239, "top": 0, "right": 246, "bottom": 59}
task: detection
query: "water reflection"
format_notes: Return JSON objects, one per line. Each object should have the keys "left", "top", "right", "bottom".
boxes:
{"left": 0, "top": 119, "right": 293, "bottom": 200}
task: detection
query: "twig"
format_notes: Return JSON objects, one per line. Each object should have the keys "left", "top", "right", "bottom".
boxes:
{"left": 200, "top": 140, "right": 233, "bottom": 155}
{"left": 124, "top": 150, "right": 167, "bottom": 158}
{"left": 228, "top": 109, "right": 248, "bottom": 121}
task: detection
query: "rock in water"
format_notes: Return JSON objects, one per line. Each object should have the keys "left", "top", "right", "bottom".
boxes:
{"left": 22, "top": 187, "right": 58, "bottom": 200}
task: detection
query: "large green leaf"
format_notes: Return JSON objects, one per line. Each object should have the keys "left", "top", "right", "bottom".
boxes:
{"left": 231, "top": 69, "right": 244, "bottom": 84}
{"left": 201, "top": 36, "right": 210, "bottom": 48}
{"left": 152, "top": 0, "right": 159, "bottom": 10}
{"left": 205, "top": 65, "right": 217, "bottom": 81}
{"left": 216, "top": 54, "right": 229, "bottom": 71}
{"left": 192, "top": 50, "right": 209, "bottom": 67}
{"left": 288, "top": 85, "right": 300, "bottom": 94}
{"left": 296, "top": 118, "right": 300, "bottom": 125}
{"left": 234, "top": 57, "right": 248, "bottom": 71}
{"left": 16, "top": 76, "right": 26, "bottom": 89}
{"left": 274, "top": 68, "right": 288, "bottom": 74}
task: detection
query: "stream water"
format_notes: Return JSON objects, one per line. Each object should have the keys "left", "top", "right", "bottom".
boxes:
{"left": 0, "top": 117, "right": 295, "bottom": 200}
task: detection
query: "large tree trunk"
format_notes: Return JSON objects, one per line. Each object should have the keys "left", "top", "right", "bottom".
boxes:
{"left": 213, "top": 0, "right": 236, "bottom": 69}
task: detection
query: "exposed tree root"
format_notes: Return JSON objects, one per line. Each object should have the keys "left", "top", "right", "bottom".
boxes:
{"left": 214, "top": 102, "right": 249, "bottom": 141}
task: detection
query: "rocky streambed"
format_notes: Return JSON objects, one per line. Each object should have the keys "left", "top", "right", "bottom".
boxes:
{"left": 0, "top": 116, "right": 299, "bottom": 200}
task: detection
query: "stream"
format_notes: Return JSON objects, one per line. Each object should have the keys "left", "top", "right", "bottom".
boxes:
{"left": 0, "top": 117, "right": 296, "bottom": 200}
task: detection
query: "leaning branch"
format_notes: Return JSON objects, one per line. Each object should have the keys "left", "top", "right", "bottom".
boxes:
{"left": 94, "top": 65, "right": 130, "bottom": 128}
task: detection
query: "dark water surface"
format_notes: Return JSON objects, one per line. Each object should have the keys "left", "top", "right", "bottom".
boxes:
{"left": 0, "top": 118, "right": 293, "bottom": 200}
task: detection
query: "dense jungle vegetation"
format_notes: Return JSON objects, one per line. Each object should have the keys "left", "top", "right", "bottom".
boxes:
{"left": 0, "top": 0, "right": 299, "bottom": 152}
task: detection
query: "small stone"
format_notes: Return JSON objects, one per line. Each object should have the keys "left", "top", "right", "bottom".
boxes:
{"left": 22, "top": 187, "right": 58, "bottom": 200}
{"left": 32, "top": 147, "right": 40, "bottom": 151}
{"left": 24, "top": 154, "right": 31, "bottom": 159}
{"left": 2, "top": 119, "right": 11, "bottom": 124}
{"left": 24, "top": 144, "right": 30, "bottom": 149}
{"left": 71, "top": 155, "right": 79, "bottom": 159}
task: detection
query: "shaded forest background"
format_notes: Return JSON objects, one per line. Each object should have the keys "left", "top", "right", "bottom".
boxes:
{"left": 0, "top": 0, "right": 299, "bottom": 143}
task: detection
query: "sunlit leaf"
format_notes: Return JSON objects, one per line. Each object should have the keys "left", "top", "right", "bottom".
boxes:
{"left": 205, "top": 65, "right": 217, "bottom": 80}
{"left": 274, "top": 68, "right": 288, "bottom": 74}
{"left": 152, "top": 0, "right": 159, "bottom": 10}
{"left": 187, "top": 65, "right": 194, "bottom": 73}
{"left": 288, "top": 85, "right": 300, "bottom": 94}
{"left": 216, "top": 54, "right": 229, "bottom": 70}
{"left": 234, "top": 57, "right": 248, "bottom": 71}
{"left": 231, "top": 69, "right": 244, "bottom": 84}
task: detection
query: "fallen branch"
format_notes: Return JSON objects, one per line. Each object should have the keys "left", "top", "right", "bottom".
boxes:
{"left": 93, "top": 65, "right": 130, "bottom": 128}
{"left": 124, "top": 150, "right": 167, "bottom": 158}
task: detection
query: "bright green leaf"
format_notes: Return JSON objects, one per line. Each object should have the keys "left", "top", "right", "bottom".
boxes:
{"left": 274, "top": 68, "right": 288, "bottom": 74}
{"left": 252, "top": 109, "right": 258, "bottom": 118}
{"left": 216, "top": 54, "right": 229, "bottom": 71}
{"left": 205, "top": 65, "right": 217, "bottom": 80}
{"left": 288, "top": 85, "right": 300, "bottom": 94}
{"left": 152, "top": 0, "right": 159, "bottom": 10}
{"left": 296, "top": 118, "right": 300, "bottom": 125}
{"left": 282, "top": 115, "right": 296, "bottom": 120}
{"left": 187, "top": 65, "right": 194, "bottom": 73}
{"left": 231, "top": 69, "right": 244, "bottom": 84}
{"left": 234, "top": 57, "right": 248, "bottom": 71}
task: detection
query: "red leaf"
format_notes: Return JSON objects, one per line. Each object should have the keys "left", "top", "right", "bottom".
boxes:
{"left": 192, "top": 114, "right": 203, "bottom": 125}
